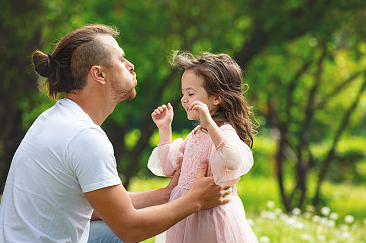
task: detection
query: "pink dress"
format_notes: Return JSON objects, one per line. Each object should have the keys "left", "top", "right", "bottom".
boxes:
{"left": 148, "top": 124, "right": 258, "bottom": 243}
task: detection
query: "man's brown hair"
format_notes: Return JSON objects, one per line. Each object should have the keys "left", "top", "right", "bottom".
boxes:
{"left": 32, "top": 24, "right": 119, "bottom": 100}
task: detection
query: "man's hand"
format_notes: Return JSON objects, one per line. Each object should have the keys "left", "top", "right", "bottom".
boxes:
{"left": 187, "top": 161, "right": 231, "bottom": 210}
{"left": 166, "top": 165, "right": 181, "bottom": 193}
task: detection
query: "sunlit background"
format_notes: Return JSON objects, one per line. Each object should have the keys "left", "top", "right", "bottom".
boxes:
{"left": 1, "top": 0, "right": 366, "bottom": 242}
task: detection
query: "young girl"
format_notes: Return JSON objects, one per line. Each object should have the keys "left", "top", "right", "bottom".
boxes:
{"left": 148, "top": 51, "right": 258, "bottom": 243}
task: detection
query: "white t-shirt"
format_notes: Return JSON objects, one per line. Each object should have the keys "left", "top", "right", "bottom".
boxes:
{"left": 0, "top": 98, "right": 122, "bottom": 243}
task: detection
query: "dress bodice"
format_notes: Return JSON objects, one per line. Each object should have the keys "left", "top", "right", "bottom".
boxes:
{"left": 178, "top": 131, "right": 212, "bottom": 189}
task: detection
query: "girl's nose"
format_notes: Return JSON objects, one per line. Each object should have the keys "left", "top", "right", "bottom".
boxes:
{"left": 181, "top": 96, "right": 186, "bottom": 104}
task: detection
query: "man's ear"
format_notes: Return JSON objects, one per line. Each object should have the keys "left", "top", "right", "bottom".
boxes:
{"left": 90, "top": 65, "right": 106, "bottom": 85}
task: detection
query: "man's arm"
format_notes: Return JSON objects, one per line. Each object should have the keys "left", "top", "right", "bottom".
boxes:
{"left": 85, "top": 163, "right": 231, "bottom": 243}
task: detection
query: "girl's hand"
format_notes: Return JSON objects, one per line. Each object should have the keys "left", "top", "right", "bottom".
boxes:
{"left": 151, "top": 103, "right": 174, "bottom": 129}
{"left": 190, "top": 101, "right": 214, "bottom": 128}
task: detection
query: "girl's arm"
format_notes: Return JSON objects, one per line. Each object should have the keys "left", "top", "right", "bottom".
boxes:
{"left": 149, "top": 103, "right": 179, "bottom": 176}
{"left": 210, "top": 127, "right": 254, "bottom": 186}
{"left": 190, "top": 101, "right": 253, "bottom": 186}
{"left": 190, "top": 100, "right": 224, "bottom": 148}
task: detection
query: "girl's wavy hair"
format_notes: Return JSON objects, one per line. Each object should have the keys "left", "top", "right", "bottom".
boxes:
{"left": 171, "top": 51, "right": 257, "bottom": 148}
{"left": 32, "top": 24, "right": 119, "bottom": 100}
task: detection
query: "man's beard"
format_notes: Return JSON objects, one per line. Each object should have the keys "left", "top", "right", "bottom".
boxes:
{"left": 110, "top": 76, "right": 137, "bottom": 103}
{"left": 112, "top": 86, "right": 136, "bottom": 103}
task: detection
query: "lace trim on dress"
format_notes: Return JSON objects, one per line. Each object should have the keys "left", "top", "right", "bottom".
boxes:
{"left": 158, "top": 141, "right": 172, "bottom": 146}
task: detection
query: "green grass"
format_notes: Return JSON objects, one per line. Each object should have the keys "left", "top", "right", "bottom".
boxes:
{"left": 129, "top": 176, "right": 366, "bottom": 243}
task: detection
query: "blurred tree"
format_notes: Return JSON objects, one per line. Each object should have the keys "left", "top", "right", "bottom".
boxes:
{"left": 241, "top": 1, "right": 366, "bottom": 211}
{"left": 0, "top": 0, "right": 46, "bottom": 189}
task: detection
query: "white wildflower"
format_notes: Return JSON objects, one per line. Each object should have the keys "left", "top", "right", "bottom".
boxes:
{"left": 320, "top": 217, "right": 329, "bottom": 226}
{"left": 345, "top": 215, "right": 354, "bottom": 224}
{"left": 259, "top": 236, "right": 270, "bottom": 243}
{"left": 306, "top": 205, "right": 315, "bottom": 212}
{"left": 292, "top": 207, "right": 301, "bottom": 216}
{"left": 294, "top": 221, "right": 304, "bottom": 229}
{"left": 303, "top": 212, "right": 312, "bottom": 219}
{"left": 312, "top": 215, "right": 320, "bottom": 223}
{"left": 317, "top": 235, "right": 326, "bottom": 241}
{"left": 284, "top": 216, "right": 297, "bottom": 225}
{"left": 260, "top": 211, "right": 268, "bottom": 218}
{"left": 273, "top": 208, "right": 282, "bottom": 215}
{"left": 329, "top": 212, "right": 339, "bottom": 221}
{"left": 266, "top": 200, "right": 275, "bottom": 209}
{"left": 340, "top": 224, "right": 348, "bottom": 231}
{"left": 261, "top": 211, "right": 276, "bottom": 219}
{"left": 342, "top": 231, "right": 351, "bottom": 239}
{"left": 301, "top": 234, "right": 314, "bottom": 242}
{"left": 279, "top": 213, "right": 288, "bottom": 221}
{"left": 327, "top": 220, "right": 335, "bottom": 228}
{"left": 320, "top": 207, "right": 330, "bottom": 216}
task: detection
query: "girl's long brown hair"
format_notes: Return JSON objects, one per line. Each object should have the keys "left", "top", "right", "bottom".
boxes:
{"left": 171, "top": 51, "right": 257, "bottom": 149}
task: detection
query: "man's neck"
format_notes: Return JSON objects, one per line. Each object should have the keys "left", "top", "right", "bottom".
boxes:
{"left": 66, "top": 92, "right": 115, "bottom": 126}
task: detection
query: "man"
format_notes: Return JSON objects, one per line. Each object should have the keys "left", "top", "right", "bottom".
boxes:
{"left": 0, "top": 24, "right": 231, "bottom": 242}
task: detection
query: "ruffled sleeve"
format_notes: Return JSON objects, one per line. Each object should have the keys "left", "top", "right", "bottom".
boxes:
{"left": 148, "top": 138, "right": 185, "bottom": 177}
{"left": 210, "top": 124, "right": 254, "bottom": 186}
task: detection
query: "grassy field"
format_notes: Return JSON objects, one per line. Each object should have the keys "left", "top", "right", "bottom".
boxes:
{"left": 129, "top": 176, "right": 366, "bottom": 243}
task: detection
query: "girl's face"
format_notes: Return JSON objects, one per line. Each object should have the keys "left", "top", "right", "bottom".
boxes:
{"left": 181, "top": 69, "right": 219, "bottom": 120}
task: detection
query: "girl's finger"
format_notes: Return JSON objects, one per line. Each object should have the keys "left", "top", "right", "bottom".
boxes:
{"left": 167, "top": 103, "right": 173, "bottom": 110}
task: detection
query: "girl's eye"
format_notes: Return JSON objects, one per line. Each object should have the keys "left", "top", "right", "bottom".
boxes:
{"left": 188, "top": 94, "right": 194, "bottom": 96}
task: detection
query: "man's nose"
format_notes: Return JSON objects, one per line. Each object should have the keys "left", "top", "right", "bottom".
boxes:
{"left": 126, "top": 60, "right": 134, "bottom": 72}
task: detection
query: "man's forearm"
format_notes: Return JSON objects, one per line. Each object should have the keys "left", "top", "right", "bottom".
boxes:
{"left": 123, "top": 189, "right": 201, "bottom": 242}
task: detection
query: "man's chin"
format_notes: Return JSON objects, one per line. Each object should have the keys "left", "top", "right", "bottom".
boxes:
{"left": 114, "top": 89, "right": 136, "bottom": 103}
{"left": 127, "top": 89, "right": 137, "bottom": 100}
{"left": 123, "top": 89, "right": 137, "bottom": 101}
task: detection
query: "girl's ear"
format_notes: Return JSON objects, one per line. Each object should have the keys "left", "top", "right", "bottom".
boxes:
{"left": 90, "top": 65, "right": 106, "bottom": 85}
{"left": 213, "top": 95, "right": 221, "bottom": 106}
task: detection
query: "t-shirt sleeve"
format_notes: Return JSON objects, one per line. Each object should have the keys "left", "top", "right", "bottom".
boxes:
{"left": 65, "top": 128, "right": 122, "bottom": 193}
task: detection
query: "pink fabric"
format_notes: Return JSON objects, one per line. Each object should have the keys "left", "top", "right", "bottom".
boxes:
{"left": 148, "top": 124, "right": 258, "bottom": 243}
